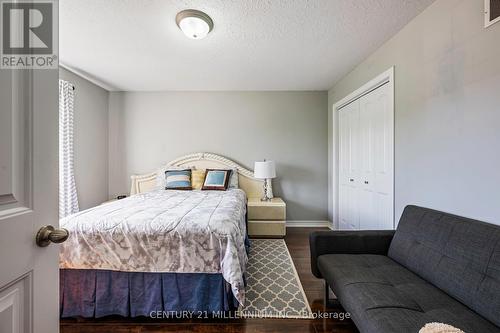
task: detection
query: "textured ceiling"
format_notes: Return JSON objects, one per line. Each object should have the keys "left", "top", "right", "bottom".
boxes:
{"left": 60, "top": 0, "right": 434, "bottom": 91}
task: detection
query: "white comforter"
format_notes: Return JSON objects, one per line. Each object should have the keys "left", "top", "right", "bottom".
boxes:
{"left": 59, "top": 189, "right": 248, "bottom": 304}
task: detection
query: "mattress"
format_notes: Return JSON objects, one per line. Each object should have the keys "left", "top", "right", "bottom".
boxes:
{"left": 59, "top": 189, "right": 248, "bottom": 304}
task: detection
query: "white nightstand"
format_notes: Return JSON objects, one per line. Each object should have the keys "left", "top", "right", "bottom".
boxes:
{"left": 247, "top": 197, "right": 286, "bottom": 238}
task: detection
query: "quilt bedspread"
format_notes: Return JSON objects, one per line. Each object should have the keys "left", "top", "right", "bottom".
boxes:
{"left": 59, "top": 189, "right": 248, "bottom": 304}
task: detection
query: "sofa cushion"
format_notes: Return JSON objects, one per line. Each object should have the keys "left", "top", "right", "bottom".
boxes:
{"left": 318, "top": 254, "right": 500, "bottom": 333}
{"left": 388, "top": 205, "right": 500, "bottom": 327}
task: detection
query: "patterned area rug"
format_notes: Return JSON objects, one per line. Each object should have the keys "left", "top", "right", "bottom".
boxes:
{"left": 240, "top": 239, "right": 313, "bottom": 319}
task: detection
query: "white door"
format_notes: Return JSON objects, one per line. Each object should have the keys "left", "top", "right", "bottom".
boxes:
{"left": 338, "top": 82, "right": 394, "bottom": 230}
{"left": 0, "top": 68, "right": 61, "bottom": 331}
{"left": 358, "top": 83, "right": 394, "bottom": 230}
{"left": 338, "top": 100, "right": 360, "bottom": 230}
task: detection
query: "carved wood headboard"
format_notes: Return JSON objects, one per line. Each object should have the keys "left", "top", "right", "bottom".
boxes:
{"left": 130, "top": 152, "right": 264, "bottom": 198}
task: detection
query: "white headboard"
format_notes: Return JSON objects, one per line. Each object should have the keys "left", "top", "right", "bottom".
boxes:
{"left": 130, "top": 152, "right": 264, "bottom": 198}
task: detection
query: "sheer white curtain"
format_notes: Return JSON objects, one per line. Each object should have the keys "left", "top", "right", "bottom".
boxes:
{"left": 59, "top": 80, "right": 79, "bottom": 218}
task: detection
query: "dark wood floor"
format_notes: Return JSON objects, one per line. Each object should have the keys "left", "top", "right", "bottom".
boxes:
{"left": 61, "top": 228, "right": 358, "bottom": 333}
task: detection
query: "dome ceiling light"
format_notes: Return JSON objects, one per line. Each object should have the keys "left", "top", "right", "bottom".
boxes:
{"left": 176, "top": 9, "right": 214, "bottom": 40}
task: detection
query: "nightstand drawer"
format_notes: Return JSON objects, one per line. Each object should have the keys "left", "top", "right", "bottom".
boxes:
{"left": 248, "top": 205, "right": 285, "bottom": 220}
{"left": 248, "top": 220, "right": 286, "bottom": 237}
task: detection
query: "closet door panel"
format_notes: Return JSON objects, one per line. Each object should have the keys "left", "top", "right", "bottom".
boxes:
{"left": 358, "top": 95, "right": 372, "bottom": 230}
{"left": 338, "top": 102, "right": 359, "bottom": 230}
{"left": 360, "top": 84, "right": 393, "bottom": 229}
{"left": 359, "top": 93, "right": 376, "bottom": 230}
{"left": 373, "top": 84, "right": 393, "bottom": 229}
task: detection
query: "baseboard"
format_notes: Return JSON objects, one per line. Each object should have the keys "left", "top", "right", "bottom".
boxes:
{"left": 286, "top": 220, "right": 333, "bottom": 228}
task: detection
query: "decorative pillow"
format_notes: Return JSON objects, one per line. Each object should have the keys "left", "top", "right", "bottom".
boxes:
{"left": 202, "top": 169, "right": 231, "bottom": 191}
{"left": 228, "top": 168, "right": 239, "bottom": 189}
{"left": 155, "top": 165, "right": 184, "bottom": 189}
{"left": 191, "top": 169, "right": 206, "bottom": 190}
{"left": 165, "top": 169, "right": 192, "bottom": 190}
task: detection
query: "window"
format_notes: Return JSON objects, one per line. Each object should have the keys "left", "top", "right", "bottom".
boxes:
{"left": 485, "top": 0, "right": 500, "bottom": 28}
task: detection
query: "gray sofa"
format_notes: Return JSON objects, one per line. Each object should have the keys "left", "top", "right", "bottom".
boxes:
{"left": 310, "top": 205, "right": 500, "bottom": 333}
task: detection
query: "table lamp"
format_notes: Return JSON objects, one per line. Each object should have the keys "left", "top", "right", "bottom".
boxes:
{"left": 254, "top": 160, "right": 276, "bottom": 201}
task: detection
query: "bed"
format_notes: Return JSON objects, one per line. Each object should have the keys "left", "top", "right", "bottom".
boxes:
{"left": 59, "top": 153, "right": 264, "bottom": 318}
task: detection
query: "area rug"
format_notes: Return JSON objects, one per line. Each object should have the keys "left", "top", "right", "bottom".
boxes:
{"left": 239, "top": 239, "right": 313, "bottom": 319}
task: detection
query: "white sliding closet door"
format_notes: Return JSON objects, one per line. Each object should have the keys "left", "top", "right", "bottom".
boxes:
{"left": 338, "top": 82, "right": 394, "bottom": 230}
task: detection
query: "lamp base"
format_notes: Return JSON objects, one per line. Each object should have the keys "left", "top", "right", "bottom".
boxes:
{"left": 261, "top": 178, "right": 274, "bottom": 201}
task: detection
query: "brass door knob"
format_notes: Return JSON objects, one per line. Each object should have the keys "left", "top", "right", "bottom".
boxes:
{"left": 36, "top": 225, "right": 69, "bottom": 247}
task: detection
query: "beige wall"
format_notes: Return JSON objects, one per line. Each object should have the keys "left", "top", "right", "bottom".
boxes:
{"left": 59, "top": 68, "right": 109, "bottom": 209}
{"left": 328, "top": 0, "right": 500, "bottom": 226}
{"left": 108, "top": 91, "right": 328, "bottom": 221}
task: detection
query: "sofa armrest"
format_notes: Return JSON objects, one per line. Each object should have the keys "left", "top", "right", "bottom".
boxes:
{"left": 309, "top": 230, "right": 396, "bottom": 278}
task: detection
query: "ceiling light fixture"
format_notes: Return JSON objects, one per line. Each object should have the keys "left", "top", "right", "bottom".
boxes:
{"left": 176, "top": 9, "right": 214, "bottom": 40}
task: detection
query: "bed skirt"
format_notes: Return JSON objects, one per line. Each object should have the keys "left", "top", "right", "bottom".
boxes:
{"left": 60, "top": 269, "right": 239, "bottom": 318}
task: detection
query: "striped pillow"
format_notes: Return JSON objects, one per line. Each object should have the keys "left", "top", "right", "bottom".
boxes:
{"left": 165, "top": 169, "right": 192, "bottom": 190}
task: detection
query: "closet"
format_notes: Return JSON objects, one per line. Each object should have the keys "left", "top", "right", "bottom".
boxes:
{"left": 338, "top": 82, "right": 394, "bottom": 230}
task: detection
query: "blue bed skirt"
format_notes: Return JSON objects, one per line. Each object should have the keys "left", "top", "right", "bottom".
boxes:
{"left": 60, "top": 269, "right": 239, "bottom": 318}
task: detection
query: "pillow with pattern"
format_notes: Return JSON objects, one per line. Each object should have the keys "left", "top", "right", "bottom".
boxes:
{"left": 155, "top": 165, "right": 184, "bottom": 189}
{"left": 202, "top": 169, "right": 231, "bottom": 191}
{"left": 165, "top": 169, "right": 192, "bottom": 190}
{"left": 228, "top": 168, "right": 239, "bottom": 189}
{"left": 191, "top": 169, "right": 206, "bottom": 190}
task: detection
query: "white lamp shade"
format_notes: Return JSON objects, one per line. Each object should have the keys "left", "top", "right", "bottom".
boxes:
{"left": 254, "top": 161, "right": 276, "bottom": 179}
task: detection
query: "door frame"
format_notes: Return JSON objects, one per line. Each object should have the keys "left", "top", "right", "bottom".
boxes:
{"left": 332, "top": 66, "right": 395, "bottom": 230}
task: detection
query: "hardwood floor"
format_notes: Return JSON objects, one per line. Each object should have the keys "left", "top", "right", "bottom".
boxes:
{"left": 60, "top": 228, "right": 358, "bottom": 333}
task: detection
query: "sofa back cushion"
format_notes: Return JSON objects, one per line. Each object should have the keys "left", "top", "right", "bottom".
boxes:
{"left": 388, "top": 205, "right": 500, "bottom": 327}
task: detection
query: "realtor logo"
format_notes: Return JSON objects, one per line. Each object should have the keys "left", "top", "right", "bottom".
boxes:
{"left": 1, "top": 0, "right": 57, "bottom": 68}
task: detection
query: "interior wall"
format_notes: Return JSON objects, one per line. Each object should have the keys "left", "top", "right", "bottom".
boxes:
{"left": 108, "top": 91, "right": 328, "bottom": 222}
{"left": 328, "top": 0, "right": 500, "bottom": 226}
{"left": 59, "top": 68, "right": 109, "bottom": 209}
